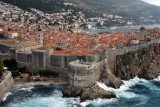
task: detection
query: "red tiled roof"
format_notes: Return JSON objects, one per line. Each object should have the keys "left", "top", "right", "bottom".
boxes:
{"left": 53, "top": 49, "right": 91, "bottom": 55}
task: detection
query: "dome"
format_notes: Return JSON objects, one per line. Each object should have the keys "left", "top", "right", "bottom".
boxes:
{"left": 140, "top": 26, "right": 145, "bottom": 31}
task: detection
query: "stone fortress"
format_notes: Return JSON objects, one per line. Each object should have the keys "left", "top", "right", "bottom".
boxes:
{"left": 68, "top": 37, "right": 160, "bottom": 87}
{"left": 1, "top": 27, "right": 160, "bottom": 87}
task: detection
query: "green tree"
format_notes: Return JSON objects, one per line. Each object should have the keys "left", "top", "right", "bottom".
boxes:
{"left": 11, "top": 70, "right": 19, "bottom": 78}
{"left": 38, "top": 70, "right": 59, "bottom": 77}
{"left": 3, "top": 59, "right": 17, "bottom": 70}
{"left": 18, "top": 66, "right": 27, "bottom": 73}
{"left": 0, "top": 60, "right": 4, "bottom": 78}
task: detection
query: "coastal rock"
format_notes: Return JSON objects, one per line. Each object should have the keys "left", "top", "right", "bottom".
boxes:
{"left": 114, "top": 44, "right": 160, "bottom": 80}
{"left": 101, "top": 73, "right": 123, "bottom": 88}
{"left": 62, "top": 84, "right": 116, "bottom": 102}
{"left": 80, "top": 84, "right": 116, "bottom": 102}
{"left": 62, "top": 85, "right": 82, "bottom": 98}
{"left": 144, "top": 54, "right": 160, "bottom": 79}
{"left": 106, "top": 74, "right": 123, "bottom": 88}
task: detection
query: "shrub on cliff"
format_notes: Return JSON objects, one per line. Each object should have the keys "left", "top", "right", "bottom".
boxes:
{"left": 3, "top": 59, "right": 17, "bottom": 70}
{"left": 38, "top": 70, "right": 59, "bottom": 77}
{"left": 0, "top": 60, "right": 4, "bottom": 78}
{"left": 18, "top": 66, "right": 27, "bottom": 73}
{"left": 11, "top": 70, "right": 19, "bottom": 78}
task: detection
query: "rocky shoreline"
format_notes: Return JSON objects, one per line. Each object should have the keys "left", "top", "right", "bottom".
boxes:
{"left": 62, "top": 84, "right": 116, "bottom": 102}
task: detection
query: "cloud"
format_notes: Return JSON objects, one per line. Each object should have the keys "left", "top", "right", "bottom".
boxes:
{"left": 142, "top": 0, "right": 160, "bottom": 6}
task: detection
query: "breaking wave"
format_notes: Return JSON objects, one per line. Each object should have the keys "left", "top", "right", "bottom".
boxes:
{"left": 153, "top": 76, "right": 160, "bottom": 81}
{"left": 80, "top": 98, "right": 118, "bottom": 107}
{"left": 97, "top": 77, "right": 148, "bottom": 98}
{"left": 20, "top": 87, "right": 35, "bottom": 92}
{"left": 2, "top": 92, "right": 12, "bottom": 102}
{"left": 82, "top": 76, "right": 160, "bottom": 107}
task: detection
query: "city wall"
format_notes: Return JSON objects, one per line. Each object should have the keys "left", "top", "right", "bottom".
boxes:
{"left": 0, "top": 71, "right": 14, "bottom": 103}
{"left": 106, "top": 38, "right": 160, "bottom": 74}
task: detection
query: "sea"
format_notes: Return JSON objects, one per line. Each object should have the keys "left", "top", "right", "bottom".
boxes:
{"left": 84, "top": 24, "right": 160, "bottom": 34}
{"left": 1, "top": 24, "right": 160, "bottom": 107}
{"left": 1, "top": 77, "right": 160, "bottom": 107}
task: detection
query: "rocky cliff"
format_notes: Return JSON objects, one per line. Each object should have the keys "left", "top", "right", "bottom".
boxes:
{"left": 115, "top": 44, "right": 160, "bottom": 80}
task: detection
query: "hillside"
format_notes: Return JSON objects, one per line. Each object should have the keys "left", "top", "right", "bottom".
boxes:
{"left": 2, "top": 0, "right": 160, "bottom": 18}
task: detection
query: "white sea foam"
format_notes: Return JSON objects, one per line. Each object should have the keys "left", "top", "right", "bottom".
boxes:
{"left": 14, "top": 82, "right": 51, "bottom": 87}
{"left": 20, "top": 87, "right": 34, "bottom": 92}
{"left": 98, "top": 76, "right": 148, "bottom": 91}
{"left": 2, "top": 92, "right": 12, "bottom": 101}
{"left": 14, "top": 82, "right": 52, "bottom": 92}
{"left": 97, "top": 77, "right": 148, "bottom": 99}
{"left": 80, "top": 98, "right": 118, "bottom": 107}
{"left": 154, "top": 76, "right": 160, "bottom": 81}
{"left": 121, "top": 77, "right": 148, "bottom": 91}
{"left": 9, "top": 91, "right": 80, "bottom": 107}
{"left": 110, "top": 27, "right": 117, "bottom": 29}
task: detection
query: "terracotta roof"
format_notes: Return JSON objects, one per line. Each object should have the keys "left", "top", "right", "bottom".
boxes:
{"left": 19, "top": 40, "right": 40, "bottom": 47}
{"left": 53, "top": 49, "right": 91, "bottom": 55}
{"left": 0, "top": 39, "right": 18, "bottom": 46}
{"left": 2, "top": 22, "right": 160, "bottom": 54}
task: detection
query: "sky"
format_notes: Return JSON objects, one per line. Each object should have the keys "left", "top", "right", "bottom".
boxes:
{"left": 142, "top": 0, "right": 160, "bottom": 6}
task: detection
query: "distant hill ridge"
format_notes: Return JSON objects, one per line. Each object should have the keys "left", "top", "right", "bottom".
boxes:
{"left": 2, "top": 0, "right": 160, "bottom": 18}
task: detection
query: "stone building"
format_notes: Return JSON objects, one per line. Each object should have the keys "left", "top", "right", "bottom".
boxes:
{"left": 0, "top": 39, "right": 105, "bottom": 78}
{"left": 16, "top": 40, "right": 42, "bottom": 52}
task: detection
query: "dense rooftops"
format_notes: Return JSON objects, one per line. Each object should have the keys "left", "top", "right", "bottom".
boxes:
{"left": 1, "top": 22, "right": 160, "bottom": 55}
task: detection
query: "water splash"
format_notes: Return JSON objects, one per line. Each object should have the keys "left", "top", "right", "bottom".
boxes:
{"left": 154, "top": 76, "right": 160, "bottom": 81}
{"left": 20, "top": 87, "right": 34, "bottom": 92}
{"left": 80, "top": 98, "right": 118, "bottom": 107}
{"left": 97, "top": 76, "right": 148, "bottom": 93}
{"left": 2, "top": 92, "right": 12, "bottom": 102}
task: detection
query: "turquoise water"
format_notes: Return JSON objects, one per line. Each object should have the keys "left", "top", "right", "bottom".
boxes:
{"left": 1, "top": 77, "right": 160, "bottom": 107}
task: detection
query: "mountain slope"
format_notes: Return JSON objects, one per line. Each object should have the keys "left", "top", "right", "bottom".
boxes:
{"left": 68, "top": 0, "right": 160, "bottom": 17}
{"left": 2, "top": 0, "right": 160, "bottom": 18}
